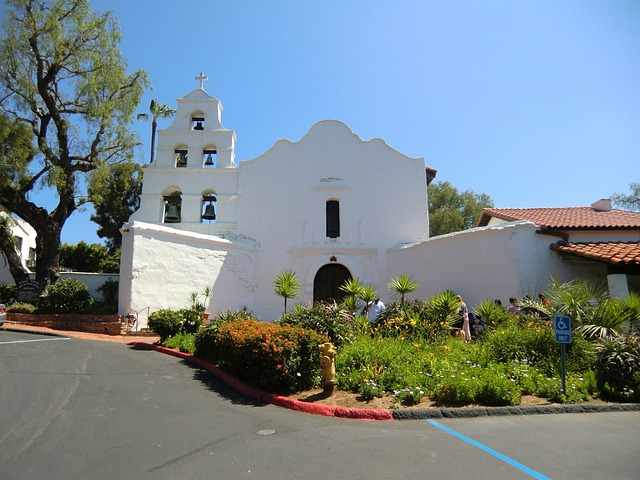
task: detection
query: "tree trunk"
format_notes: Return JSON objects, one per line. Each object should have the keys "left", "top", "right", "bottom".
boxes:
{"left": 150, "top": 120, "right": 157, "bottom": 164}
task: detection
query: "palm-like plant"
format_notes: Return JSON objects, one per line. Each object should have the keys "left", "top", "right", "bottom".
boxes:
{"left": 579, "top": 298, "right": 631, "bottom": 339}
{"left": 137, "top": 99, "right": 176, "bottom": 164}
{"left": 273, "top": 270, "right": 301, "bottom": 315}
{"left": 358, "top": 285, "right": 379, "bottom": 305}
{"left": 621, "top": 292, "right": 640, "bottom": 334}
{"left": 387, "top": 273, "right": 420, "bottom": 307}
{"left": 339, "top": 277, "right": 364, "bottom": 315}
{"left": 544, "top": 277, "right": 608, "bottom": 328}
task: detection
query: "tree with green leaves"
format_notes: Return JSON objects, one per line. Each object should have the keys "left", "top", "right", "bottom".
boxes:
{"left": 611, "top": 183, "right": 640, "bottom": 212}
{"left": 88, "top": 161, "right": 142, "bottom": 251}
{"left": 273, "top": 270, "right": 301, "bottom": 315}
{"left": 59, "top": 241, "right": 119, "bottom": 273}
{"left": 137, "top": 99, "right": 176, "bottom": 164}
{"left": 0, "top": 0, "right": 148, "bottom": 295}
{"left": 428, "top": 181, "right": 494, "bottom": 236}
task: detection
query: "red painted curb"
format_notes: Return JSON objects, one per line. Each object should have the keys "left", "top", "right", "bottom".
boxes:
{"left": 128, "top": 342, "right": 393, "bottom": 421}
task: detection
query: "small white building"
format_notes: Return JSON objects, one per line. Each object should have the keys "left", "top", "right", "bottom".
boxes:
{"left": 119, "top": 75, "right": 640, "bottom": 326}
{"left": 0, "top": 213, "right": 36, "bottom": 285}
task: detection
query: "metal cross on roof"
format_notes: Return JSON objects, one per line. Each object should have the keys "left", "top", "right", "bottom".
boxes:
{"left": 195, "top": 72, "right": 208, "bottom": 89}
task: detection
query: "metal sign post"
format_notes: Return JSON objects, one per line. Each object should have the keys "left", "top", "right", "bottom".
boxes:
{"left": 554, "top": 315, "right": 572, "bottom": 394}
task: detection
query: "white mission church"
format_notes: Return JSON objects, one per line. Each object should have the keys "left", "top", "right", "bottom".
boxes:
{"left": 119, "top": 75, "right": 639, "bottom": 327}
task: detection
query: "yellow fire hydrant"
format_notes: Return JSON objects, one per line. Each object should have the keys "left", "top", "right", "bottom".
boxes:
{"left": 318, "top": 342, "right": 337, "bottom": 394}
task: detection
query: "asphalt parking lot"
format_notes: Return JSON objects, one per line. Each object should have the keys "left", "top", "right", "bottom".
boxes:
{"left": 1, "top": 328, "right": 639, "bottom": 480}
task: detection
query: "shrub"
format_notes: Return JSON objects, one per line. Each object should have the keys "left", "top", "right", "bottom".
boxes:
{"left": 433, "top": 367, "right": 520, "bottom": 406}
{"left": 485, "top": 319, "right": 558, "bottom": 374}
{"left": 163, "top": 333, "right": 195, "bottom": 354}
{"left": 474, "top": 298, "right": 514, "bottom": 329}
{"left": 194, "top": 324, "right": 219, "bottom": 363}
{"left": 147, "top": 309, "right": 183, "bottom": 342}
{"left": 194, "top": 308, "right": 255, "bottom": 362}
{"left": 39, "top": 279, "right": 91, "bottom": 313}
{"left": 394, "top": 386, "right": 425, "bottom": 405}
{"left": 0, "top": 283, "right": 17, "bottom": 302}
{"left": 97, "top": 279, "right": 119, "bottom": 305}
{"left": 7, "top": 302, "right": 38, "bottom": 314}
{"left": 214, "top": 307, "right": 255, "bottom": 323}
{"left": 277, "top": 302, "right": 357, "bottom": 347}
{"left": 336, "top": 336, "right": 424, "bottom": 394}
{"left": 179, "top": 308, "right": 202, "bottom": 334}
{"left": 594, "top": 334, "right": 640, "bottom": 401}
{"left": 206, "top": 319, "right": 328, "bottom": 394}
{"left": 372, "top": 292, "right": 459, "bottom": 342}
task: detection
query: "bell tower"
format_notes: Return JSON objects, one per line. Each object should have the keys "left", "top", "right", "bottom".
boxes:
{"left": 128, "top": 73, "right": 239, "bottom": 231}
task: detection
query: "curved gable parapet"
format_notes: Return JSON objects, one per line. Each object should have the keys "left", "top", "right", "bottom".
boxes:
{"left": 182, "top": 88, "right": 217, "bottom": 101}
{"left": 241, "top": 119, "right": 423, "bottom": 166}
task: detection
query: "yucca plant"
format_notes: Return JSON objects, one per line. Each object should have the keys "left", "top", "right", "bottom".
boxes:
{"left": 474, "top": 298, "right": 514, "bottom": 329}
{"left": 339, "top": 278, "right": 365, "bottom": 315}
{"left": 358, "top": 285, "right": 379, "bottom": 305}
{"left": 578, "top": 298, "right": 630, "bottom": 339}
{"left": 273, "top": 270, "right": 301, "bottom": 314}
{"left": 543, "top": 277, "right": 608, "bottom": 328}
{"left": 621, "top": 292, "right": 640, "bottom": 334}
{"left": 387, "top": 273, "right": 420, "bottom": 307}
{"left": 594, "top": 333, "right": 640, "bottom": 401}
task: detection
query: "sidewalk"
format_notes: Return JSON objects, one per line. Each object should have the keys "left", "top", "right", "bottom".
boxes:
{"left": 2, "top": 321, "right": 160, "bottom": 344}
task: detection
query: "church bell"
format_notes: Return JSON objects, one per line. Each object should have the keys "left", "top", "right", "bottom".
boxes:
{"left": 204, "top": 153, "right": 214, "bottom": 166}
{"left": 201, "top": 203, "right": 216, "bottom": 221}
{"left": 164, "top": 204, "right": 181, "bottom": 223}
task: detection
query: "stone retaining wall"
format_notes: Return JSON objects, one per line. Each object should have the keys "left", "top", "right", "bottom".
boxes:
{"left": 7, "top": 312, "right": 126, "bottom": 336}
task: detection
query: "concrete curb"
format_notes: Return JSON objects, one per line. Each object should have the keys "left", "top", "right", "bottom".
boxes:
{"left": 128, "top": 342, "right": 640, "bottom": 421}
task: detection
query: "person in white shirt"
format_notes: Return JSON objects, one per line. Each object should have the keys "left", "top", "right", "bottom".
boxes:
{"left": 366, "top": 298, "right": 386, "bottom": 323}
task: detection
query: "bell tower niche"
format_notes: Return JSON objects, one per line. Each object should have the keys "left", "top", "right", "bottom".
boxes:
{"left": 129, "top": 73, "right": 239, "bottom": 232}
{"left": 155, "top": 72, "right": 236, "bottom": 169}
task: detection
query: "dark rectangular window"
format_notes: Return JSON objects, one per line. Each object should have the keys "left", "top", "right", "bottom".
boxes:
{"left": 326, "top": 200, "right": 340, "bottom": 238}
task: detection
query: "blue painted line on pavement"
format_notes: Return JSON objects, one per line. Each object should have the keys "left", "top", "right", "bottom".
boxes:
{"left": 427, "top": 419, "right": 551, "bottom": 480}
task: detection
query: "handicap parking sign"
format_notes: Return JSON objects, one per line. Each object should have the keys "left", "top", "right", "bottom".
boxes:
{"left": 554, "top": 315, "right": 572, "bottom": 343}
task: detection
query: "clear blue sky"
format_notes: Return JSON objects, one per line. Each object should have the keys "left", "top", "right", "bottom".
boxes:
{"left": 43, "top": 1, "right": 640, "bottom": 243}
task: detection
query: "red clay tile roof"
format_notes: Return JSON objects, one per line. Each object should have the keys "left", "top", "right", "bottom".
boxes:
{"left": 550, "top": 242, "right": 640, "bottom": 266}
{"left": 477, "top": 207, "right": 640, "bottom": 229}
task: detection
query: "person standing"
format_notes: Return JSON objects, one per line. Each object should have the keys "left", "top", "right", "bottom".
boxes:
{"left": 456, "top": 295, "right": 472, "bottom": 342}
{"left": 366, "top": 298, "right": 386, "bottom": 323}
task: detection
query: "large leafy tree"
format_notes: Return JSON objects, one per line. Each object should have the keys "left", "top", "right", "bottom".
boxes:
{"left": 137, "top": 99, "right": 176, "bottom": 164}
{"left": 611, "top": 183, "right": 640, "bottom": 212}
{"left": 0, "top": 0, "right": 148, "bottom": 294}
{"left": 0, "top": 115, "right": 36, "bottom": 285}
{"left": 60, "top": 240, "right": 119, "bottom": 273}
{"left": 428, "top": 181, "right": 494, "bottom": 236}
{"left": 88, "top": 161, "right": 142, "bottom": 251}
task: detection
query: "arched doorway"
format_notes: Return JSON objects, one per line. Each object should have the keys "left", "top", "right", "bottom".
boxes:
{"left": 313, "top": 264, "right": 351, "bottom": 304}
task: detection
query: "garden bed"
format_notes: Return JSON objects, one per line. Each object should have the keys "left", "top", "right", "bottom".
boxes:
{"left": 292, "top": 388, "right": 609, "bottom": 410}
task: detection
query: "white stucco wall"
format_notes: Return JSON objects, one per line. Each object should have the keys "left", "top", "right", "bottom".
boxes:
{"left": 387, "top": 221, "right": 602, "bottom": 308}
{"left": 119, "top": 221, "right": 257, "bottom": 326}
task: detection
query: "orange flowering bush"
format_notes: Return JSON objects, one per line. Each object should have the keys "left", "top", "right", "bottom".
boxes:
{"left": 196, "top": 319, "right": 328, "bottom": 394}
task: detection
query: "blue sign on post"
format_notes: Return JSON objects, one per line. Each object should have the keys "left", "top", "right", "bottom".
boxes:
{"left": 554, "top": 315, "right": 572, "bottom": 343}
